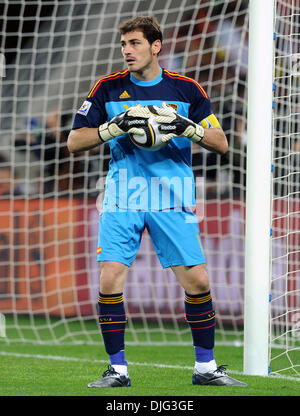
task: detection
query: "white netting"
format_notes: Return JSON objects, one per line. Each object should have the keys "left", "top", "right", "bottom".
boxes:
{"left": 0, "top": 0, "right": 298, "bottom": 377}
{"left": 270, "top": 0, "right": 300, "bottom": 377}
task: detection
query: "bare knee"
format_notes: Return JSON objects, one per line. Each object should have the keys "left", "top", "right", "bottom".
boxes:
{"left": 172, "top": 264, "right": 210, "bottom": 294}
{"left": 99, "top": 261, "right": 128, "bottom": 294}
{"left": 186, "top": 266, "right": 210, "bottom": 294}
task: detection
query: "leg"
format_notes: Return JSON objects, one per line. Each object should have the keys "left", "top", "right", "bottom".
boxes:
{"left": 172, "top": 264, "right": 217, "bottom": 373}
{"left": 172, "top": 263, "right": 210, "bottom": 294}
{"left": 88, "top": 261, "right": 131, "bottom": 388}
{"left": 172, "top": 263, "right": 247, "bottom": 387}
{"left": 99, "top": 260, "right": 128, "bottom": 294}
{"left": 146, "top": 211, "right": 216, "bottom": 371}
{"left": 88, "top": 211, "right": 145, "bottom": 388}
{"left": 147, "top": 211, "right": 247, "bottom": 386}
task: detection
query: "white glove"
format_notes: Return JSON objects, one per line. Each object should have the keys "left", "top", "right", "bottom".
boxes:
{"left": 154, "top": 102, "right": 205, "bottom": 143}
{"left": 98, "top": 104, "right": 150, "bottom": 143}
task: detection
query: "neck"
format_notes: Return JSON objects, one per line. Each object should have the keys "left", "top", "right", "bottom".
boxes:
{"left": 131, "top": 62, "right": 161, "bottom": 82}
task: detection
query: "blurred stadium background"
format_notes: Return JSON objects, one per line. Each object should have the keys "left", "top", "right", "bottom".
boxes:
{"left": 0, "top": 0, "right": 299, "bottom": 379}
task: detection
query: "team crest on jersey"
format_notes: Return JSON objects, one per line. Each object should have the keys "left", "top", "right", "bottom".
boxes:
{"left": 77, "top": 100, "right": 92, "bottom": 116}
{"left": 167, "top": 103, "right": 178, "bottom": 111}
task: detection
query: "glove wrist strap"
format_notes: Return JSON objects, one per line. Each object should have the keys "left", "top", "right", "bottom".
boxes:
{"left": 98, "top": 122, "right": 124, "bottom": 143}
{"left": 190, "top": 124, "right": 205, "bottom": 143}
{"left": 98, "top": 123, "right": 111, "bottom": 143}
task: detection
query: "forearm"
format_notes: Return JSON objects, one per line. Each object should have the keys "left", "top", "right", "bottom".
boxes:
{"left": 68, "top": 104, "right": 151, "bottom": 153}
{"left": 200, "top": 127, "right": 228, "bottom": 155}
{"left": 67, "top": 127, "right": 102, "bottom": 153}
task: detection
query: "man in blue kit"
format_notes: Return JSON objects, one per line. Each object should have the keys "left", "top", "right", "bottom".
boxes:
{"left": 67, "top": 15, "right": 247, "bottom": 388}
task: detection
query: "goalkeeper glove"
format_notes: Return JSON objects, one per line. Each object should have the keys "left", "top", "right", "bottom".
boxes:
{"left": 155, "top": 102, "right": 205, "bottom": 143}
{"left": 98, "top": 104, "right": 150, "bottom": 143}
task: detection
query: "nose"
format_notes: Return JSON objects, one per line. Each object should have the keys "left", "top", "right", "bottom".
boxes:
{"left": 122, "top": 44, "right": 132, "bottom": 55}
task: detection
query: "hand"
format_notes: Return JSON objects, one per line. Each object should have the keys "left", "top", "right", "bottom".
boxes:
{"left": 98, "top": 104, "right": 150, "bottom": 142}
{"left": 154, "top": 102, "right": 205, "bottom": 143}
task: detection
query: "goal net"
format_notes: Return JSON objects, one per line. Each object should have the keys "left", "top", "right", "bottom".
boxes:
{"left": 270, "top": 0, "right": 300, "bottom": 377}
{"left": 0, "top": 0, "right": 298, "bottom": 378}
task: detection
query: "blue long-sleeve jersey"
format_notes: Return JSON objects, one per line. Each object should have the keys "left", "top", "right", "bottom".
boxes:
{"left": 72, "top": 67, "right": 219, "bottom": 211}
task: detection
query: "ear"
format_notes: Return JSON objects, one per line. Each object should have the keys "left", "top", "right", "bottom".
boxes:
{"left": 151, "top": 39, "right": 162, "bottom": 55}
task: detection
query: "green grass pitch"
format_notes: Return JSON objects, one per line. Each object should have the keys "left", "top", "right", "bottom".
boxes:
{"left": 0, "top": 341, "right": 299, "bottom": 397}
{"left": 0, "top": 315, "right": 299, "bottom": 398}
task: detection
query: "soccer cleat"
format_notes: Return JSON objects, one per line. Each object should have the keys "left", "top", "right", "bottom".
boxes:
{"left": 192, "top": 365, "right": 247, "bottom": 387}
{"left": 87, "top": 365, "right": 131, "bottom": 388}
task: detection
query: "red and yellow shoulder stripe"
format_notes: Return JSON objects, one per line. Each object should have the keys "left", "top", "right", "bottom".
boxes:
{"left": 88, "top": 68, "right": 129, "bottom": 98}
{"left": 164, "top": 69, "right": 209, "bottom": 99}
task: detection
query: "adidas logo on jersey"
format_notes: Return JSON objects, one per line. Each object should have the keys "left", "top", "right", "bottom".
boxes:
{"left": 119, "top": 90, "right": 131, "bottom": 99}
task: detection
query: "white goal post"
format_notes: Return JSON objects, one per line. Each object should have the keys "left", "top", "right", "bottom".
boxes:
{"left": 243, "top": 0, "right": 274, "bottom": 377}
{"left": 244, "top": 0, "right": 300, "bottom": 378}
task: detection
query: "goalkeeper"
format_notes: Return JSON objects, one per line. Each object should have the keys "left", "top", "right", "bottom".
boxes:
{"left": 67, "top": 15, "right": 247, "bottom": 388}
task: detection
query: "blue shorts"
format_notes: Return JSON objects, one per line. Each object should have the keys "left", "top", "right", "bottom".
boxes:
{"left": 97, "top": 209, "right": 206, "bottom": 268}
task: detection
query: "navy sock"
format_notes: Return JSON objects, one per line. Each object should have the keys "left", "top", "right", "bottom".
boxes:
{"left": 109, "top": 349, "right": 127, "bottom": 366}
{"left": 184, "top": 291, "right": 216, "bottom": 352}
{"left": 194, "top": 346, "right": 214, "bottom": 363}
{"left": 98, "top": 292, "right": 127, "bottom": 356}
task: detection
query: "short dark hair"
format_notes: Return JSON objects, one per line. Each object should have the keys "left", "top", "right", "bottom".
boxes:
{"left": 119, "top": 15, "right": 163, "bottom": 46}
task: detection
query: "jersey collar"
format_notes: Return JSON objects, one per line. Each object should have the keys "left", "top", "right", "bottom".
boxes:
{"left": 130, "top": 67, "right": 163, "bottom": 87}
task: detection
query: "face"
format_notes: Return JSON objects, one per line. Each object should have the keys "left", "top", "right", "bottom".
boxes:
{"left": 121, "top": 30, "right": 161, "bottom": 77}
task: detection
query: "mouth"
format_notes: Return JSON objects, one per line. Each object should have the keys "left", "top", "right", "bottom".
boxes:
{"left": 126, "top": 57, "right": 136, "bottom": 65}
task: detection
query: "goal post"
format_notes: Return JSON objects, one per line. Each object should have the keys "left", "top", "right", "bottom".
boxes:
{"left": 243, "top": 0, "right": 274, "bottom": 376}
